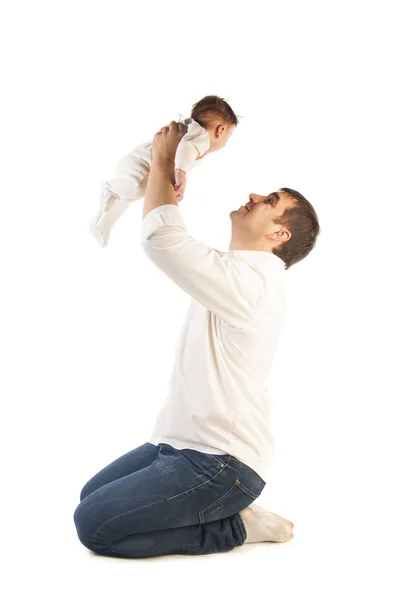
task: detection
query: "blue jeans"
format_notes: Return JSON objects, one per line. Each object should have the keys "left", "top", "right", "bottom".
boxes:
{"left": 73, "top": 442, "right": 265, "bottom": 557}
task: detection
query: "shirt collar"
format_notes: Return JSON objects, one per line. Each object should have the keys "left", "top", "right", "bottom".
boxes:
{"left": 227, "top": 250, "right": 286, "bottom": 271}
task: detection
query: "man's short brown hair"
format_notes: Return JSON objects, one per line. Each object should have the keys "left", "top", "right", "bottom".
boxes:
{"left": 191, "top": 95, "right": 239, "bottom": 128}
{"left": 273, "top": 188, "right": 320, "bottom": 269}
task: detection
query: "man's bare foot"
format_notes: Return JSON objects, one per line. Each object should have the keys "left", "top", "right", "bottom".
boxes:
{"left": 152, "top": 121, "right": 187, "bottom": 165}
{"left": 241, "top": 503, "right": 294, "bottom": 544}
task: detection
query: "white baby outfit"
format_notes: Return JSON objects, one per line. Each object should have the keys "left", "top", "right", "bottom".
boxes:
{"left": 90, "top": 116, "right": 210, "bottom": 246}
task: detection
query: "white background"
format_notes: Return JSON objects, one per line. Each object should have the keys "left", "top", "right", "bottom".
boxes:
{"left": 1, "top": 0, "right": 397, "bottom": 598}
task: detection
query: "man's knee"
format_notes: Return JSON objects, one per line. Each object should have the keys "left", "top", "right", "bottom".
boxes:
{"left": 73, "top": 500, "right": 102, "bottom": 553}
{"left": 79, "top": 480, "right": 94, "bottom": 502}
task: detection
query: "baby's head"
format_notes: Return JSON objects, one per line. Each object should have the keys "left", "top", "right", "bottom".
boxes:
{"left": 191, "top": 95, "right": 238, "bottom": 152}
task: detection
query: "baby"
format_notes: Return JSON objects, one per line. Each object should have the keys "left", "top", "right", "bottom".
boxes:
{"left": 90, "top": 95, "right": 238, "bottom": 246}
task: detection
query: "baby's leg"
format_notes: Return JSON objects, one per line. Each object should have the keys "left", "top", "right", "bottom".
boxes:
{"left": 90, "top": 149, "right": 149, "bottom": 247}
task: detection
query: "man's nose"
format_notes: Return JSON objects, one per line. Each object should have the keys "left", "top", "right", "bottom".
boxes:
{"left": 249, "top": 194, "right": 264, "bottom": 204}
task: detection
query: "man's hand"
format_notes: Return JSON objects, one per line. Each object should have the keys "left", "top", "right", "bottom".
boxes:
{"left": 152, "top": 121, "right": 187, "bottom": 166}
{"left": 174, "top": 169, "right": 187, "bottom": 202}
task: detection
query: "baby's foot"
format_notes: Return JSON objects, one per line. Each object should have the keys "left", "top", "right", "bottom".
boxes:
{"left": 241, "top": 503, "right": 294, "bottom": 544}
{"left": 89, "top": 215, "right": 110, "bottom": 247}
{"left": 90, "top": 193, "right": 130, "bottom": 247}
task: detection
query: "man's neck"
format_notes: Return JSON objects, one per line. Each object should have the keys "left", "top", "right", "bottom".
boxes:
{"left": 229, "top": 239, "right": 273, "bottom": 253}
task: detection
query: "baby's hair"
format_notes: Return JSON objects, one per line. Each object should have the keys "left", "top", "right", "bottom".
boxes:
{"left": 191, "top": 95, "right": 239, "bottom": 128}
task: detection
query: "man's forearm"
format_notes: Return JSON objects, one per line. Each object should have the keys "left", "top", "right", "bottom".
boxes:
{"left": 143, "top": 159, "right": 178, "bottom": 219}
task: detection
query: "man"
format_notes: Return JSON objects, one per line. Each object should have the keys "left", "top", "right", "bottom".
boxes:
{"left": 74, "top": 121, "right": 320, "bottom": 558}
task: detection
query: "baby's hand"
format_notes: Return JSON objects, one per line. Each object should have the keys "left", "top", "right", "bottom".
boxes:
{"left": 174, "top": 169, "right": 187, "bottom": 202}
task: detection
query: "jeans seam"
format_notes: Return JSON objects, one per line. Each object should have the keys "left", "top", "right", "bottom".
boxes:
{"left": 235, "top": 480, "right": 259, "bottom": 500}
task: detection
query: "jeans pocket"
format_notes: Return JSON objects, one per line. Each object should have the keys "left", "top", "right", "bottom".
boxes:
{"left": 198, "top": 479, "right": 260, "bottom": 525}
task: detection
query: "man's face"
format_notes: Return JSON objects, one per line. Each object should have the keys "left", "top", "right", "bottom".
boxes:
{"left": 230, "top": 191, "right": 295, "bottom": 245}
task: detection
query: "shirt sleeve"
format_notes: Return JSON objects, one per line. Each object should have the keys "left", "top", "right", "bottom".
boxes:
{"left": 141, "top": 205, "right": 263, "bottom": 329}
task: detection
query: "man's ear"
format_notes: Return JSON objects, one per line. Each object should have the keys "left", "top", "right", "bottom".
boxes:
{"left": 270, "top": 227, "right": 291, "bottom": 243}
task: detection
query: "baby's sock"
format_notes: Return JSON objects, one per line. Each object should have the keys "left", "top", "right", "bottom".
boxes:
{"left": 241, "top": 503, "right": 294, "bottom": 544}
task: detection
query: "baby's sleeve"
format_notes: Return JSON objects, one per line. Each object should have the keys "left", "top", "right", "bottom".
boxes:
{"left": 175, "top": 120, "right": 210, "bottom": 173}
{"left": 175, "top": 142, "right": 200, "bottom": 173}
